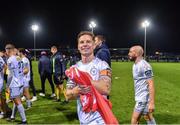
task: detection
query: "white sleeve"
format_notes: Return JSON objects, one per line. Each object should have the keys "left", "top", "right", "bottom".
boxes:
{"left": 98, "top": 61, "right": 112, "bottom": 79}
{"left": 143, "top": 62, "right": 153, "bottom": 79}
{"left": 7, "top": 58, "right": 15, "bottom": 70}
{"left": 0, "top": 58, "right": 5, "bottom": 72}
{"left": 23, "top": 58, "right": 29, "bottom": 68}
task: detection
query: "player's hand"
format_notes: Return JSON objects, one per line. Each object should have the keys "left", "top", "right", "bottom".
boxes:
{"left": 72, "top": 86, "right": 81, "bottom": 96}
{"left": 6, "top": 87, "right": 10, "bottom": 93}
{"left": 79, "top": 85, "right": 91, "bottom": 95}
{"left": 148, "top": 102, "right": 155, "bottom": 113}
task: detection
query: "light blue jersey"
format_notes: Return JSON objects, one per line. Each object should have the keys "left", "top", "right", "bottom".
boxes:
{"left": 22, "top": 57, "right": 30, "bottom": 82}
{"left": 132, "top": 59, "right": 153, "bottom": 102}
{"left": 7, "top": 55, "right": 24, "bottom": 88}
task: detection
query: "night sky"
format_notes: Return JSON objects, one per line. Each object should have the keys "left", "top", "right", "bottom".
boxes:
{"left": 0, "top": 0, "right": 179, "bottom": 54}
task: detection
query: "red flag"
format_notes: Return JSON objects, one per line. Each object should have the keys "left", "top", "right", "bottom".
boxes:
{"left": 65, "top": 66, "right": 119, "bottom": 124}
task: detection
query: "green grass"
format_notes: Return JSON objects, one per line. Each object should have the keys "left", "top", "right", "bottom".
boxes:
{"left": 1, "top": 62, "right": 180, "bottom": 124}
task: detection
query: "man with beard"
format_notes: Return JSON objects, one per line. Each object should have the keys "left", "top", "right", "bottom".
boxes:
{"left": 128, "top": 45, "right": 156, "bottom": 125}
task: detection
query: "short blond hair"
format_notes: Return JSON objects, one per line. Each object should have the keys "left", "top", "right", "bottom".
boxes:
{"left": 95, "top": 35, "right": 105, "bottom": 42}
{"left": 77, "top": 31, "right": 94, "bottom": 41}
{"left": 5, "top": 44, "right": 15, "bottom": 50}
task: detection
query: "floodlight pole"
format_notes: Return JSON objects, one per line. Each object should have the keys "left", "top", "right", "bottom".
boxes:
{"left": 142, "top": 20, "right": 150, "bottom": 59}
{"left": 31, "top": 24, "right": 39, "bottom": 61}
{"left": 91, "top": 27, "right": 94, "bottom": 33}
{"left": 33, "top": 31, "right": 36, "bottom": 61}
{"left": 144, "top": 26, "right": 147, "bottom": 59}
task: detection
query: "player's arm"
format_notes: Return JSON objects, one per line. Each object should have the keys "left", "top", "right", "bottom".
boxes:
{"left": 7, "top": 60, "right": 15, "bottom": 70}
{"left": 3, "top": 63, "right": 7, "bottom": 73}
{"left": 66, "top": 80, "right": 91, "bottom": 100}
{"left": 23, "top": 67, "right": 29, "bottom": 75}
{"left": 66, "top": 86, "right": 80, "bottom": 100}
{"left": 65, "top": 79, "right": 79, "bottom": 100}
{"left": 147, "top": 78, "right": 155, "bottom": 113}
{"left": 6, "top": 74, "right": 12, "bottom": 88}
{"left": 23, "top": 60, "right": 30, "bottom": 75}
{"left": 91, "top": 69, "right": 112, "bottom": 95}
{"left": 144, "top": 64, "right": 155, "bottom": 113}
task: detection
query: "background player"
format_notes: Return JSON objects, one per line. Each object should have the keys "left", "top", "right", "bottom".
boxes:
{"left": 128, "top": 45, "right": 156, "bottom": 125}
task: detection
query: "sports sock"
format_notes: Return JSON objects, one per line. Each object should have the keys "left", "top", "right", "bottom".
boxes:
{"left": 11, "top": 103, "right": 17, "bottom": 118}
{"left": 5, "top": 91, "right": 10, "bottom": 102}
{"left": 63, "top": 88, "right": 68, "bottom": 101}
{"left": 26, "top": 100, "right": 31, "bottom": 108}
{"left": 56, "top": 87, "right": 59, "bottom": 100}
{"left": 17, "top": 104, "right": 26, "bottom": 122}
{"left": 147, "top": 117, "right": 156, "bottom": 125}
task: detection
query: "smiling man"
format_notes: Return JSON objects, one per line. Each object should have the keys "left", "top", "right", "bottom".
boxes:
{"left": 66, "top": 31, "right": 112, "bottom": 124}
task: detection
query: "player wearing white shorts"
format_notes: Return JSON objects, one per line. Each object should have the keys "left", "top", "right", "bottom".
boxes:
{"left": 18, "top": 48, "right": 32, "bottom": 109}
{"left": 66, "top": 31, "right": 112, "bottom": 125}
{"left": 5, "top": 44, "right": 27, "bottom": 124}
{"left": 128, "top": 45, "right": 156, "bottom": 125}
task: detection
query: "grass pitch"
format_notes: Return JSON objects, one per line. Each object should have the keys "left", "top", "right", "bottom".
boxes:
{"left": 1, "top": 62, "right": 180, "bottom": 124}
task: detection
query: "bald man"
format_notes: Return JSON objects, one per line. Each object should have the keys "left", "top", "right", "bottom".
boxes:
{"left": 128, "top": 45, "right": 156, "bottom": 125}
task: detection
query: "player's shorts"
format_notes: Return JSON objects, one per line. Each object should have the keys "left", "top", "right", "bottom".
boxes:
{"left": 23, "top": 80, "right": 30, "bottom": 88}
{"left": 10, "top": 86, "right": 23, "bottom": 99}
{"left": 134, "top": 101, "right": 149, "bottom": 115}
{"left": 0, "top": 83, "right": 3, "bottom": 93}
{"left": 53, "top": 74, "right": 63, "bottom": 85}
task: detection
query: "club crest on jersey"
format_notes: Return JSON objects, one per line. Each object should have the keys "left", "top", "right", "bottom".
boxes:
{"left": 145, "top": 70, "right": 152, "bottom": 77}
{"left": 90, "top": 67, "right": 98, "bottom": 76}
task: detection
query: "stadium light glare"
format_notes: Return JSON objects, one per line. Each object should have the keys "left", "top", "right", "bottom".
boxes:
{"left": 31, "top": 24, "right": 39, "bottom": 61}
{"left": 89, "top": 21, "right": 96, "bottom": 33}
{"left": 31, "top": 24, "right": 39, "bottom": 31}
{"left": 141, "top": 20, "right": 150, "bottom": 59}
{"left": 142, "top": 20, "right": 150, "bottom": 28}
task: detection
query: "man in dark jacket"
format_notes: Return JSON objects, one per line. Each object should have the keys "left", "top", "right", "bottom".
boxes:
{"left": 69, "top": 53, "right": 78, "bottom": 66}
{"left": 50, "top": 46, "right": 66, "bottom": 102}
{"left": 38, "top": 51, "right": 55, "bottom": 97}
{"left": 95, "top": 35, "right": 111, "bottom": 99}
{"left": 94, "top": 35, "right": 111, "bottom": 67}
